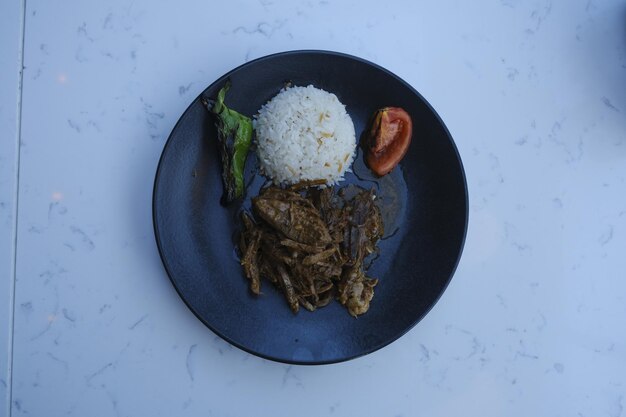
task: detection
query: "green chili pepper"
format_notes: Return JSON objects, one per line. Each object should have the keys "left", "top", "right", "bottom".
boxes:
{"left": 202, "top": 80, "right": 253, "bottom": 204}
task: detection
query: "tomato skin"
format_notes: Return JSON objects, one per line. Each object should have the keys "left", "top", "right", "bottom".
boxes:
{"left": 365, "top": 107, "right": 412, "bottom": 176}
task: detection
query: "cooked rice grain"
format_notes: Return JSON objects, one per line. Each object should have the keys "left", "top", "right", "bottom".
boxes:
{"left": 254, "top": 85, "right": 356, "bottom": 185}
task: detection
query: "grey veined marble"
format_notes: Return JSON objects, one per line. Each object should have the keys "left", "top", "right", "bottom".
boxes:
{"left": 0, "top": 0, "right": 625, "bottom": 416}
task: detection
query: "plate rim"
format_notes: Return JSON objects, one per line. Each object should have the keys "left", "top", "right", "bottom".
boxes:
{"left": 152, "top": 49, "right": 469, "bottom": 365}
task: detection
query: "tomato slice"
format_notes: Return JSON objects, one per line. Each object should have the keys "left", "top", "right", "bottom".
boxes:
{"left": 364, "top": 107, "right": 412, "bottom": 176}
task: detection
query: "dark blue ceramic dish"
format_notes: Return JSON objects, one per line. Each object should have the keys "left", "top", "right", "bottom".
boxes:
{"left": 153, "top": 50, "right": 468, "bottom": 364}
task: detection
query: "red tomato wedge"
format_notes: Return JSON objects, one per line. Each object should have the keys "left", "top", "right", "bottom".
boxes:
{"left": 364, "top": 107, "right": 412, "bottom": 176}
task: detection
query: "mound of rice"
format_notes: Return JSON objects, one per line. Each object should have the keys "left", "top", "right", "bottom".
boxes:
{"left": 254, "top": 85, "right": 356, "bottom": 185}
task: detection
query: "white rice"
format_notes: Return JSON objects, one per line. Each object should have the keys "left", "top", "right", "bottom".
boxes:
{"left": 254, "top": 85, "right": 356, "bottom": 185}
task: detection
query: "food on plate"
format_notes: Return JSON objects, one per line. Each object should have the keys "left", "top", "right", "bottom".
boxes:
{"left": 238, "top": 183, "right": 384, "bottom": 317}
{"left": 254, "top": 85, "right": 356, "bottom": 185}
{"left": 198, "top": 81, "right": 404, "bottom": 316}
{"left": 202, "top": 80, "right": 253, "bottom": 204}
{"left": 364, "top": 107, "right": 412, "bottom": 176}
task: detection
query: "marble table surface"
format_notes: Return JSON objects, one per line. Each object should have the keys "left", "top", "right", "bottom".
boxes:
{"left": 1, "top": 0, "right": 625, "bottom": 416}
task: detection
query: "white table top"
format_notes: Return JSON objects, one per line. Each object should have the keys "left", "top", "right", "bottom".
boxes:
{"left": 1, "top": 1, "right": 625, "bottom": 416}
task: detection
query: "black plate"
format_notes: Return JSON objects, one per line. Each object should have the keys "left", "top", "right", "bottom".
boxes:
{"left": 153, "top": 50, "right": 468, "bottom": 364}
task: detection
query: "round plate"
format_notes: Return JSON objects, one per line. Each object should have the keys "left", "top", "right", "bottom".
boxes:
{"left": 153, "top": 50, "right": 468, "bottom": 364}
